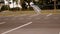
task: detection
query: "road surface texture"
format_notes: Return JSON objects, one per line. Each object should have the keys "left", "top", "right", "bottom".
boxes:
{"left": 0, "top": 14, "right": 60, "bottom": 34}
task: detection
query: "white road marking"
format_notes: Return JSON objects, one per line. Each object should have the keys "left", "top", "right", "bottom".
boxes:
{"left": 59, "top": 32, "right": 60, "bottom": 34}
{"left": 29, "top": 14, "right": 39, "bottom": 17}
{"left": 0, "top": 22, "right": 6, "bottom": 24}
{"left": 46, "top": 13, "right": 52, "bottom": 17}
{"left": 1, "top": 22, "right": 32, "bottom": 34}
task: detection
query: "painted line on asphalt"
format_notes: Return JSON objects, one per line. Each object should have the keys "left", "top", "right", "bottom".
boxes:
{"left": 46, "top": 13, "right": 52, "bottom": 17}
{"left": 59, "top": 32, "right": 60, "bottom": 34}
{"left": 1, "top": 22, "right": 32, "bottom": 34}
{"left": 0, "top": 22, "right": 6, "bottom": 24}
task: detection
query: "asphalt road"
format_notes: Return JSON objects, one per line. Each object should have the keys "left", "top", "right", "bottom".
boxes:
{"left": 0, "top": 14, "right": 60, "bottom": 34}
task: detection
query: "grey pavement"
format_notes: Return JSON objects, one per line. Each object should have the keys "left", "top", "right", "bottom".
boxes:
{"left": 0, "top": 14, "right": 60, "bottom": 34}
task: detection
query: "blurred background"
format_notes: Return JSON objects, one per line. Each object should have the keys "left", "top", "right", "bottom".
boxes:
{"left": 0, "top": 0, "right": 60, "bottom": 16}
{"left": 0, "top": 0, "right": 60, "bottom": 10}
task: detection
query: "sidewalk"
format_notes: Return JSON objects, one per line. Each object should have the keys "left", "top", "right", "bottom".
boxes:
{"left": 0, "top": 10, "right": 60, "bottom": 16}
